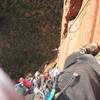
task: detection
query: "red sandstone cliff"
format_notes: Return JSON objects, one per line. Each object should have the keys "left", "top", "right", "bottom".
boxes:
{"left": 58, "top": 0, "right": 100, "bottom": 70}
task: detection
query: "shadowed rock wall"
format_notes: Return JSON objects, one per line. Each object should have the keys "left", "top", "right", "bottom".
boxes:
{"left": 58, "top": 0, "right": 100, "bottom": 70}
{"left": 0, "top": 0, "right": 63, "bottom": 79}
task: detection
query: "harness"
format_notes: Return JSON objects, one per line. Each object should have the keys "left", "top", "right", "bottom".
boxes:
{"left": 33, "top": 72, "right": 80, "bottom": 100}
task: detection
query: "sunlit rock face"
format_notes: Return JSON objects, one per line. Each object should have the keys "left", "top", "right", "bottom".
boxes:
{"left": 58, "top": 0, "right": 100, "bottom": 70}
{"left": 0, "top": 0, "right": 63, "bottom": 79}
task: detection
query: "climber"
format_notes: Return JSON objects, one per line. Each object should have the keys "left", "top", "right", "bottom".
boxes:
{"left": 56, "top": 43, "right": 100, "bottom": 100}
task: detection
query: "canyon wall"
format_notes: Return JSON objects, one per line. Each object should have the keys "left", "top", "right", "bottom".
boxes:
{"left": 58, "top": 0, "right": 100, "bottom": 70}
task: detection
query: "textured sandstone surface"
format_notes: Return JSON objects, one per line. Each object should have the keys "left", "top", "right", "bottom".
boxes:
{"left": 58, "top": 0, "right": 100, "bottom": 70}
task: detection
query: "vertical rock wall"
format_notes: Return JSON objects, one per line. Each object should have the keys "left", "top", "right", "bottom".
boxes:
{"left": 58, "top": 0, "right": 100, "bottom": 70}
{"left": 0, "top": 0, "right": 63, "bottom": 79}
